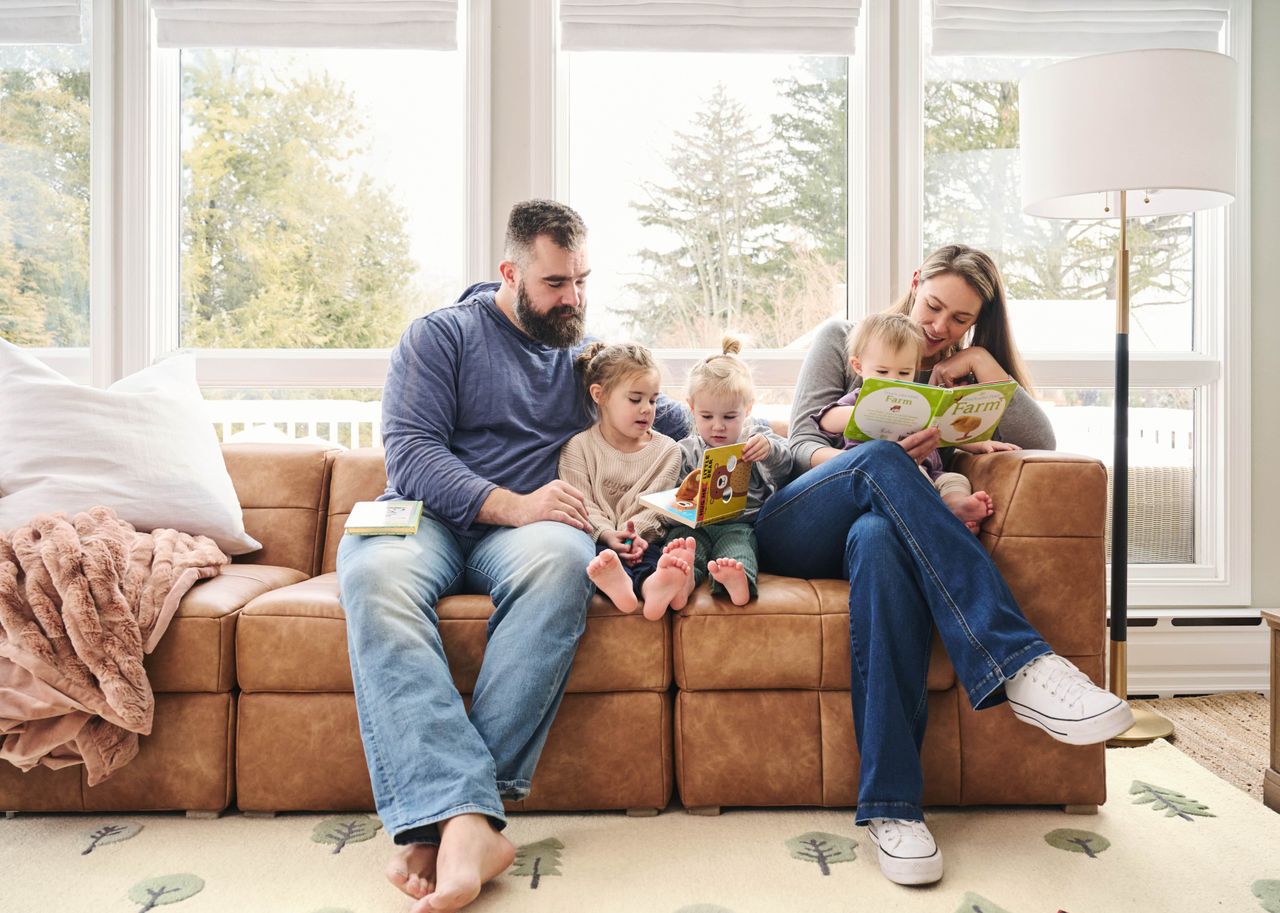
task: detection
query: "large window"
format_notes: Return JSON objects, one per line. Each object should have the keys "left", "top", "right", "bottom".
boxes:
{"left": 0, "top": 5, "right": 91, "bottom": 349}
{"left": 915, "top": 0, "right": 1244, "bottom": 598}
{"left": 179, "top": 47, "right": 465, "bottom": 350}
{"left": 564, "top": 50, "right": 850, "bottom": 410}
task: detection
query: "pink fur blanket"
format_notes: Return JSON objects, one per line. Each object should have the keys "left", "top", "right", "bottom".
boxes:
{"left": 0, "top": 506, "right": 228, "bottom": 785}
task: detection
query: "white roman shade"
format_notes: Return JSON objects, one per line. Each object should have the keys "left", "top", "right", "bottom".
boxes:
{"left": 930, "top": 1, "right": 1228, "bottom": 57}
{"left": 560, "top": 0, "right": 862, "bottom": 55}
{"left": 0, "top": 1, "right": 81, "bottom": 45}
{"left": 153, "top": 0, "right": 458, "bottom": 50}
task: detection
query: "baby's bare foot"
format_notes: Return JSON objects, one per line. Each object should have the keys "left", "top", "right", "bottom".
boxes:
{"left": 389, "top": 844, "right": 438, "bottom": 900}
{"left": 663, "top": 537, "right": 698, "bottom": 609}
{"left": 707, "top": 558, "right": 751, "bottom": 606}
{"left": 950, "top": 490, "right": 994, "bottom": 533}
{"left": 414, "top": 814, "right": 515, "bottom": 913}
{"left": 588, "top": 550, "right": 639, "bottom": 614}
{"left": 642, "top": 552, "right": 692, "bottom": 620}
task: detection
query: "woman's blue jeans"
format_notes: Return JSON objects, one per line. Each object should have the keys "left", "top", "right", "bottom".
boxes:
{"left": 336, "top": 515, "right": 595, "bottom": 845}
{"left": 754, "top": 441, "right": 1051, "bottom": 824}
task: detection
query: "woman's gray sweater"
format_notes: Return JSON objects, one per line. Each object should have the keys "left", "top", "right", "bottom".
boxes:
{"left": 787, "top": 319, "right": 1057, "bottom": 473}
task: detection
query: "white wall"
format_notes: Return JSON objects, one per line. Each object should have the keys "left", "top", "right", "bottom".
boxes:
{"left": 1251, "top": 1, "right": 1280, "bottom": 607}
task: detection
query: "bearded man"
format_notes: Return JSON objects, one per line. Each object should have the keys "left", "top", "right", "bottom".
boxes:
{"left": 337, "top": 200, "right": 685, "bottom": 913}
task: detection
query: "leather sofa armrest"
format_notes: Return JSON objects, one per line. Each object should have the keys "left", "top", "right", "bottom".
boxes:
{"left": 952, "top": 449, "right": 1107, "bottom": 540}
{"left": 952, "top": 450, "right": 1108, "bottom": 657}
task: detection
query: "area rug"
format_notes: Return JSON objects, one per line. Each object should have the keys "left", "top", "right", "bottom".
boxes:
{"left": 3, "top": 740, "right": 1278, "bottom": 913}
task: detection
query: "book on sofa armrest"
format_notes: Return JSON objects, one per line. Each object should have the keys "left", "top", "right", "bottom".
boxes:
{"left": 639, "top": 443, "right": 751, "bottom": 528}
{"left": 344, "top": 500, "right": 424, "bottom": 536}
{"left": 845, "top": 377, "right": 1017, "bottom": 447}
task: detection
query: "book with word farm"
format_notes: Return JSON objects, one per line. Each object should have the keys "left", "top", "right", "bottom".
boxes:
{"left": 844, "top": 378, "right": 1018, "bottom": 447}
{"left": 343, "top": 499, "right": 424, "bottom": 536}
{"left": 640, "top": 442, "right": 752, "bottom": 528}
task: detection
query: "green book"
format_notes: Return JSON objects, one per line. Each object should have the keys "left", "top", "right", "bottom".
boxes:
{"left": 343, "top": 499, "right": 424, "bottom": 536}
{"left": 844, "top": 377, "right": 1018, "bottom": 447}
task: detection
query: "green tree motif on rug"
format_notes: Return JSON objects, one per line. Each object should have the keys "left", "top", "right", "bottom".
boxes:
{"left": 1130, "top": 780, "right": 1215, "bottom": 821}
{"left": 785, "top": 832, "right": 856, "bottom": 876}
{"left": 1044, "top": 828, "right": 1111, "bottom": 858}
{"left": 954, "top": 892, "right": 1013, "bottom": 913}
{"left": 511, "top": 837, "right": 564, "bottom": 889}
{"left": 127, "top": 874, "right": 203, "bottom": 912}
{"left": 310, "top": 815, "right": 383, "bottom": 854}
{"left": 81, "top": 822, "right": 143, "bottom": 855}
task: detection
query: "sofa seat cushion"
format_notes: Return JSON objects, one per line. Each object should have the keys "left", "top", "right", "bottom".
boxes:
{"left": 146, "top": 564, "right": 308, "bottom": 693}
{"left": 236, "top": 573, "right": 672, "bottom": 694}
{"left": 673, "top": 575, "right": 955, "bottom": 692}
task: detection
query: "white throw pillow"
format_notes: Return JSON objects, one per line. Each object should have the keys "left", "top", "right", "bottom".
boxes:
{"left": 0, "top": 340, "right": 261, "bottom": 555}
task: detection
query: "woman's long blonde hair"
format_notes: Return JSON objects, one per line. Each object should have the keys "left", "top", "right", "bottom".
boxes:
{"left": 889, "top": 244, "right": 1034, "bottom": 394}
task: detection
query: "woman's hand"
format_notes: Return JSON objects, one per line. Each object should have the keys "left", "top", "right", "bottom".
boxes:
{"left": 896, "top": 427, "right": 941, "bottom": 464}
{"left": 928, "top": 346, "right": 1010, "bottom": 388}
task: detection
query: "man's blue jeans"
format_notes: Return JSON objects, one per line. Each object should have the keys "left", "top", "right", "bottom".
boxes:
{"left": 755, "top": 441, "right": 1051, "bottom": 825}
{"left": 336, "top": 514, "right": 595, "bottom": 846}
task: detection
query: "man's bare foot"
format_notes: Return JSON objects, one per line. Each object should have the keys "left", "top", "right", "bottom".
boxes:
{"left": 641, "top": 552, "right": 692, "bottom": 621}
{"left": 707, "top": 558, "right": 751, "bottom": 606}
{"left": 662, "top": 537, "right": 698, "bottom": 610}
{"left": 588, "top": 549, "right": 639, "bottom": 614}
{"left": 388, "top": 844, "right": 437, "bottom": 900}
{"left": 947, "top": 490, "right": 994, "bottom": 534}
{"left": 413, "top": 814, "right": 515, "bottom": 913}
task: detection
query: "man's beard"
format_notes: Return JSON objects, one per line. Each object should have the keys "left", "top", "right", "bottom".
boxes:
{"left": 514, "top": 280, "right": 586, "bottom": 348}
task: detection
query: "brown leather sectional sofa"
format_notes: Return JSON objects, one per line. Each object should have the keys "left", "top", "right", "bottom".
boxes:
{"left": 0, "top": 443, "right": 1109, "bottom": 818}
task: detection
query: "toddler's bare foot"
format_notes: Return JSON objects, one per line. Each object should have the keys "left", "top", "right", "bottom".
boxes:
{"left": 949, "top": 490, "right": 994, "bottom": 534}
{"left": 389, "top": 844, "right": 437, "bottom": 900}
{"left": 414, "top": 814, "right": 515, "bottom": 913}
{"left": 642, "top": 552, "right": 692, "bottom": 621}
{"left": 588, "top": 550, "right": 639, "bottom": 614}
{"left": 662, "top": 536, "right": 698, "bottom": 609}
{"left": 707, "top": 558, "right": 751, "bottom": 606}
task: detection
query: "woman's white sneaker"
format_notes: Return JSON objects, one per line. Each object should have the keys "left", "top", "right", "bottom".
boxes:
{"left": 866, "top": 817, "right": 943, "bottom": 885}
{"left": 1005, "top": 653, "right": 1134, "bottom": 745}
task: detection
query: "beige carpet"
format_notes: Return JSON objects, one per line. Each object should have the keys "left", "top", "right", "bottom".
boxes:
{"left": 3, "top": 740, "right": 1279, "bottom": 913}
{"left": 1132, "top": 691, "right": 1271, "bottom": 801}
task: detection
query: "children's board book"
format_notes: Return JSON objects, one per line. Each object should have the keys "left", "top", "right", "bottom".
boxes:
{"left": 640, "top": 442, "right": 752, "bottom": 528}
{"left": 344, "top": 499, "right": 424, "bottom": 536}
{"left": 844, "top": 377, "right": 1018, "bottom": 447}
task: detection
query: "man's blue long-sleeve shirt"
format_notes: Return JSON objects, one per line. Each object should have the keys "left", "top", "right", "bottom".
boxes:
{"left": 380, "top": 282, "right": 688, "bottom": 534}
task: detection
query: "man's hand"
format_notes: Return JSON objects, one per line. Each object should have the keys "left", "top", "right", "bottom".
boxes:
{"left": 478, "top": 480, "right": 592, "bottom": 531}
{"left": 896, "top": 427, "right": 941, "bottom": 464}
{"left": 741, "top": 432, "right": 772, "bottom": 463}
{"left": 956, "top": 440, "right": 1021, "bottom": 454}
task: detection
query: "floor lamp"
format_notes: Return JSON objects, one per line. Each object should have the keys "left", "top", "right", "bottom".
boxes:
{"left": 1019, "top": 49, "right": 1237, "bottom": 744}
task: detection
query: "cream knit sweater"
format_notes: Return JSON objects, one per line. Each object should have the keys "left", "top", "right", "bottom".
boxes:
{"left": 557, "top": 425, "right": 683, "bottom": 543}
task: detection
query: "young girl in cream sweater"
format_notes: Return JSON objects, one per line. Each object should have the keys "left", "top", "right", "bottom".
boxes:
{"left": 558, "top": 341, "right": 696, "bottom": 620}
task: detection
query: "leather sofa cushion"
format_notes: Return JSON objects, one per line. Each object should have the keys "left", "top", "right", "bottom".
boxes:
{"left": 322, "top": 448, "right": 388, "bottom": 575}
{"left": 147, "top": 564, "right": 308, "bottom": 693}
{"left": 674, "top": 575, "right": 956, "bottom": 692}
{"left": 223, "top": 443, "right": 334, "bottom": 577}
{"left": 236, "top": 573, "right": 672, "bottom": 694}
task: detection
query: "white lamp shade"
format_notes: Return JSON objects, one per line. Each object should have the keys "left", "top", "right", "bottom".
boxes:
{"left": 1020, "top": 49, "right": 1236, "bottom": 220}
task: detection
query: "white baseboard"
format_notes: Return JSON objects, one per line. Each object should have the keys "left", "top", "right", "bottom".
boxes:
{"left": 1106, "top": 608, "right": 1272, "bottom": 699}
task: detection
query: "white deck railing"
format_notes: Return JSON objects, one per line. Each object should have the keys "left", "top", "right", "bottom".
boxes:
{"left": 205, "top": 399, "right": 383, "bottom": 449}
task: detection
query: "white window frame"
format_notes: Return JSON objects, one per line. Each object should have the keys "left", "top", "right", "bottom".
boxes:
{"left": 897, "top": 0, "right": 1252, "bottom": 607}
{"left": 18, "top": 0, "right": 111, "bottom": 387}
{"left": 115, "top": 0, "right": 490, "bottom": 389}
